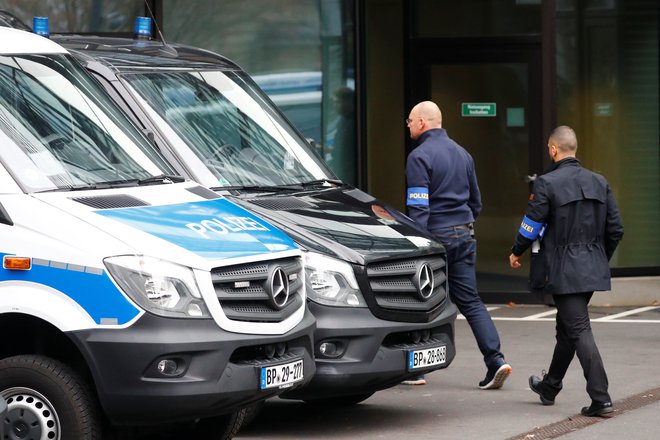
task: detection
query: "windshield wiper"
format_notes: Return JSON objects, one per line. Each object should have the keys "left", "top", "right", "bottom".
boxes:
{"left": 213, "top": 184, "right": 304, "bottom": 192}
{"left": 35, "top": 175, "right": 185, "bottom": 193}
{"left": 37, "top": 184, "right": 105, "bottom": 192}
{"left": 137, "top": 174, "right": 186, "bottom": 185}
{"left": 301, "top": 178, "right": 343, "bottom": 187}
{"left": 37, "top": 179, "right": 142, "bottom": 192}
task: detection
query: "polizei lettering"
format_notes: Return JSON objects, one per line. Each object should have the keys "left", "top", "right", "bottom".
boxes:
{"left": 518, "top": 215, "right": 545, "bottom": 240}
{"left": 520, "top": 221, "right": 535, "bottom": 234}
{"left": 186, "top": 216, "right": 269, "bottom": 239}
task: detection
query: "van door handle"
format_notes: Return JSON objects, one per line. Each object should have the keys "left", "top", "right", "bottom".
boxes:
{"left": 524, "top": 174, "right": 537, "bottom": 183}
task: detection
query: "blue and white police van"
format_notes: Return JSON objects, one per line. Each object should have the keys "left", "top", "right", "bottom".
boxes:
{"left": 0, "top": 26, "right": 315, "bottom": 439}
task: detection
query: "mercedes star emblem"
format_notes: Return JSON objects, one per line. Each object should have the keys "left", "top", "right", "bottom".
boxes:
{"left": 416, "top": 263, "right": 435, "bottom": 300}
{"left": 268, "top": 267, "right": 290, "bottom": 309}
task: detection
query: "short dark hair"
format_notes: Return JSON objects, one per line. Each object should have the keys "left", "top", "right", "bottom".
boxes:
{"left": 549, "top": 125, "right": 578, "bottom": 152}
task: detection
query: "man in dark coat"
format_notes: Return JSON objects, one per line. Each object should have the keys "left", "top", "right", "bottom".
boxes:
{"left": 509, "top": 125, "right": 624, "bottom": 417}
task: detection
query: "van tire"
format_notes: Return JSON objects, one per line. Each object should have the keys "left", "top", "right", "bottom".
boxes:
{"left": 193, "top": 408, "right": 247, "bottom": 440}
{"left": 0, "top": 354, "right": 100, "bottom": 440}
{"left": 239, "top": 401, "right": 264, "bottom": 429}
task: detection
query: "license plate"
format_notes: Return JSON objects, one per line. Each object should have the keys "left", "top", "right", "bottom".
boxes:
{"left": 260, "top": 359, "right": 304, "bottom": 390}
{"left": 408, "top": 346, "right": 447, "bottom": 370}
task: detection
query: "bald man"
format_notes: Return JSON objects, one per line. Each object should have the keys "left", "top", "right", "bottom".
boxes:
{"left": 405, "top": 101, "right": 511, "bottom": 389}
{"left": 509, "top": 126, "right": 624, "bottom": 416}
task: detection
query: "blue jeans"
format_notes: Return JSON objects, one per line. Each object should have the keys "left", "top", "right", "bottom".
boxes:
{"left": 433, "top": 226, "right": 505, "bottom": 370}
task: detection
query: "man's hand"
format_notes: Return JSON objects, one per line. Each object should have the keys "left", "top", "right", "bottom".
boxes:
{"left": 509, "top": 253, "right": 522, "bottom": 269}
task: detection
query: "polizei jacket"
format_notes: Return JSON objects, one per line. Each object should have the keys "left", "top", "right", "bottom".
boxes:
{"left": 406, "top": 128, "right": 482, "bottom": 232}
{"left": 511, "top": 158, "right": 624, "bottom": 294}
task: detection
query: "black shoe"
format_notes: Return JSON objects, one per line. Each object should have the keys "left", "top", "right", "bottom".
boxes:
{"left": 581, "top": 401, "right": 613, "bottom": 417}
{"left": 528, "top": 375, "right": 555, "bottom": 406}
{"left": 479, "top": 363, "right": 511, "bottom": 389}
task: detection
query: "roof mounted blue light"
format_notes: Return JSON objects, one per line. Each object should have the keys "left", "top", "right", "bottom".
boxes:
{"left": 134, "top": 16, "right": 151, "bottom": 39}
{"left": 33, "top": 16, "right": 49, "bottom": 37}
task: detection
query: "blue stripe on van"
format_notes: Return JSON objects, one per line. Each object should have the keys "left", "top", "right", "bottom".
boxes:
{"left": 0, "top": 255, "right": 139, "bottom": 325}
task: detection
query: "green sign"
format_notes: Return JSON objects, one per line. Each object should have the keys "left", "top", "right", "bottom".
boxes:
{"left": 594, "top": 103, "right": 613, "bottom": 117}
{"left": 462, "top": 103, "right": 496, "bottom": 117}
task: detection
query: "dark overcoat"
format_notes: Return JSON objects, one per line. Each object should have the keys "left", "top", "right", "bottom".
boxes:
{"left": 512, "top": 158, "right": 624, "bottom": 294}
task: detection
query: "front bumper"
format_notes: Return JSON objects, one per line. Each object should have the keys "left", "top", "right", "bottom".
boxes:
{"left": 282, "top": 301, "right": 456, "bottom": 400}
{"left": 70, "top": 309, "right": 316, "bottom": 426}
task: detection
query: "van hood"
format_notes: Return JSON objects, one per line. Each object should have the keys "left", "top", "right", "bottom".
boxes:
{"left": 32, "top": 183, "right": 298, "bottom": 271}
{"left": 229, "top": 186, "right": 444, "bottom": 266}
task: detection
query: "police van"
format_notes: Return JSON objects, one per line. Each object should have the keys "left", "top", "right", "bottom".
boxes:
{"left": 53, "top": 19, "right": 457, "bottom": 408}
{"left": 0, "top": 26, "right": 315, "bottom": 439}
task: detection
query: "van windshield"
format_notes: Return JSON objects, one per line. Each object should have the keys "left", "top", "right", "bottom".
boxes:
{"left": 0, "top": 54, "right": 175, "bottom": 192}
{"left": 122, "top": 70, "right": 335, "bottom": 188}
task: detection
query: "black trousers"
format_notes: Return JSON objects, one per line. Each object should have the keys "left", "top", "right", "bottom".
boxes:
{"left": 544, "top": 292, "right": 610, "bottom": 404}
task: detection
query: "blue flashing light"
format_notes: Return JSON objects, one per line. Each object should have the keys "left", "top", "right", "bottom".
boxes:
{"left": 134, "top": 16, "right": 152, "bottom": 39}
{"left": 33, "top": 16, "right": 49, "bottom": 37}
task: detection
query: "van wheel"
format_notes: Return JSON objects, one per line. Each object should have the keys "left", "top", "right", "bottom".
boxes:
{"left": 0, "top": 355, "right": 100, "bottom": 440}
{"left": 192, "top": 408, "right": 247, "bottom": 440}
{"left": 239, "top": 401, "right": 264, "bottom": 429}
{"left": 304, "top": 392, "right": 375, "bottom": 407}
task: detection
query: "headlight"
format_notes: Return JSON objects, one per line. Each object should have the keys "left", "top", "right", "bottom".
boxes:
{"left": 104, "top": 255, "right": 211, "bottom": 318}
{"left": 304, "top": 252, "right": 366, "bottom": 307}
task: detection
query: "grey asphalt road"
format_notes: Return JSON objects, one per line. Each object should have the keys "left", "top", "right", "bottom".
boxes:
{"left": 236, "top": 304, "right": 660, "bottom": 440}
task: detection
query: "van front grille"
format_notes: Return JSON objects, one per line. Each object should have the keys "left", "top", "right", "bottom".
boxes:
{"left": 212, "top": 257, "right": 303, "bottom": 322}
{"left": 365, "top": 256, "right": 448, "bottom": 313}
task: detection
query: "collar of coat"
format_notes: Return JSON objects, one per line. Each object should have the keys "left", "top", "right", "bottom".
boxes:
{"left": 416, "top": 128, "right": 447, "bottom": 145}
{"left": 547, "top": 156, "right": 581, "bottom": 173}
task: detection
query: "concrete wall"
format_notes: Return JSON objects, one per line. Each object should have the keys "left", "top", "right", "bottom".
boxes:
{"left": 591, "top": 277, "right": 660, "bottom": 307}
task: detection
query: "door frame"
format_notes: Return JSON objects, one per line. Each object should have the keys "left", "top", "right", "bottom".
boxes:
{"left": 405, "top": 37, "right": 549, "bottom": 300}
{"left": 406, "top": 37, "right": 544, "bottom": 175}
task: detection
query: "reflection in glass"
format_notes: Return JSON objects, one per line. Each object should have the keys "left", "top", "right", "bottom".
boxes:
{"left": 0, "top": 0, "right": 142, "bottom": 32}
{"left": 123, "top": 70, "right": 334, "bottom": 188}
{"left": 556, "top": 2, "right": 659, "bottom": 268}
{"left": 163, "top": 0, "right": 357, "bottom": 184}
{"left": 0, "top": 54, "right": 173, "bottom": 192}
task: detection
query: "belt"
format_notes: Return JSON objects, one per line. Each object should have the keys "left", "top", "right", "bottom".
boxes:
{"left": 434, "top": 223, "right": 474, "bottom": 233}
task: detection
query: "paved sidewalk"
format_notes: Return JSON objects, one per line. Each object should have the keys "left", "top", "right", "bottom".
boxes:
{"left": 560, "top": 401, "right": 660, "bottom": 440}
{"left": 238, "top": 305, "right": 660, "bottom": 439}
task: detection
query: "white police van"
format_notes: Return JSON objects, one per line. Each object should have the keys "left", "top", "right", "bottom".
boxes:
{"left": 0, "top": 26, "right": 315, "bottom": 439}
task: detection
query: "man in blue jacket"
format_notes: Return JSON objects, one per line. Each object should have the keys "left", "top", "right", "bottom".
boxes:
{"left": 405, "top": 101, "right": 510, "bottom": 389}
{"left": 509, "top": 125, "right": 624, "bottom": 416}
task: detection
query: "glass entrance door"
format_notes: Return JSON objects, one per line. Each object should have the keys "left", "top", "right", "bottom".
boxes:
{"left": 409, "top": 41, "right": 542, "bottom": 294}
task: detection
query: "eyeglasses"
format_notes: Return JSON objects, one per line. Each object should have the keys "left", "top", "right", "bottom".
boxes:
{"left": 405, "top": 117, "right": 421, "bottom": 125}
